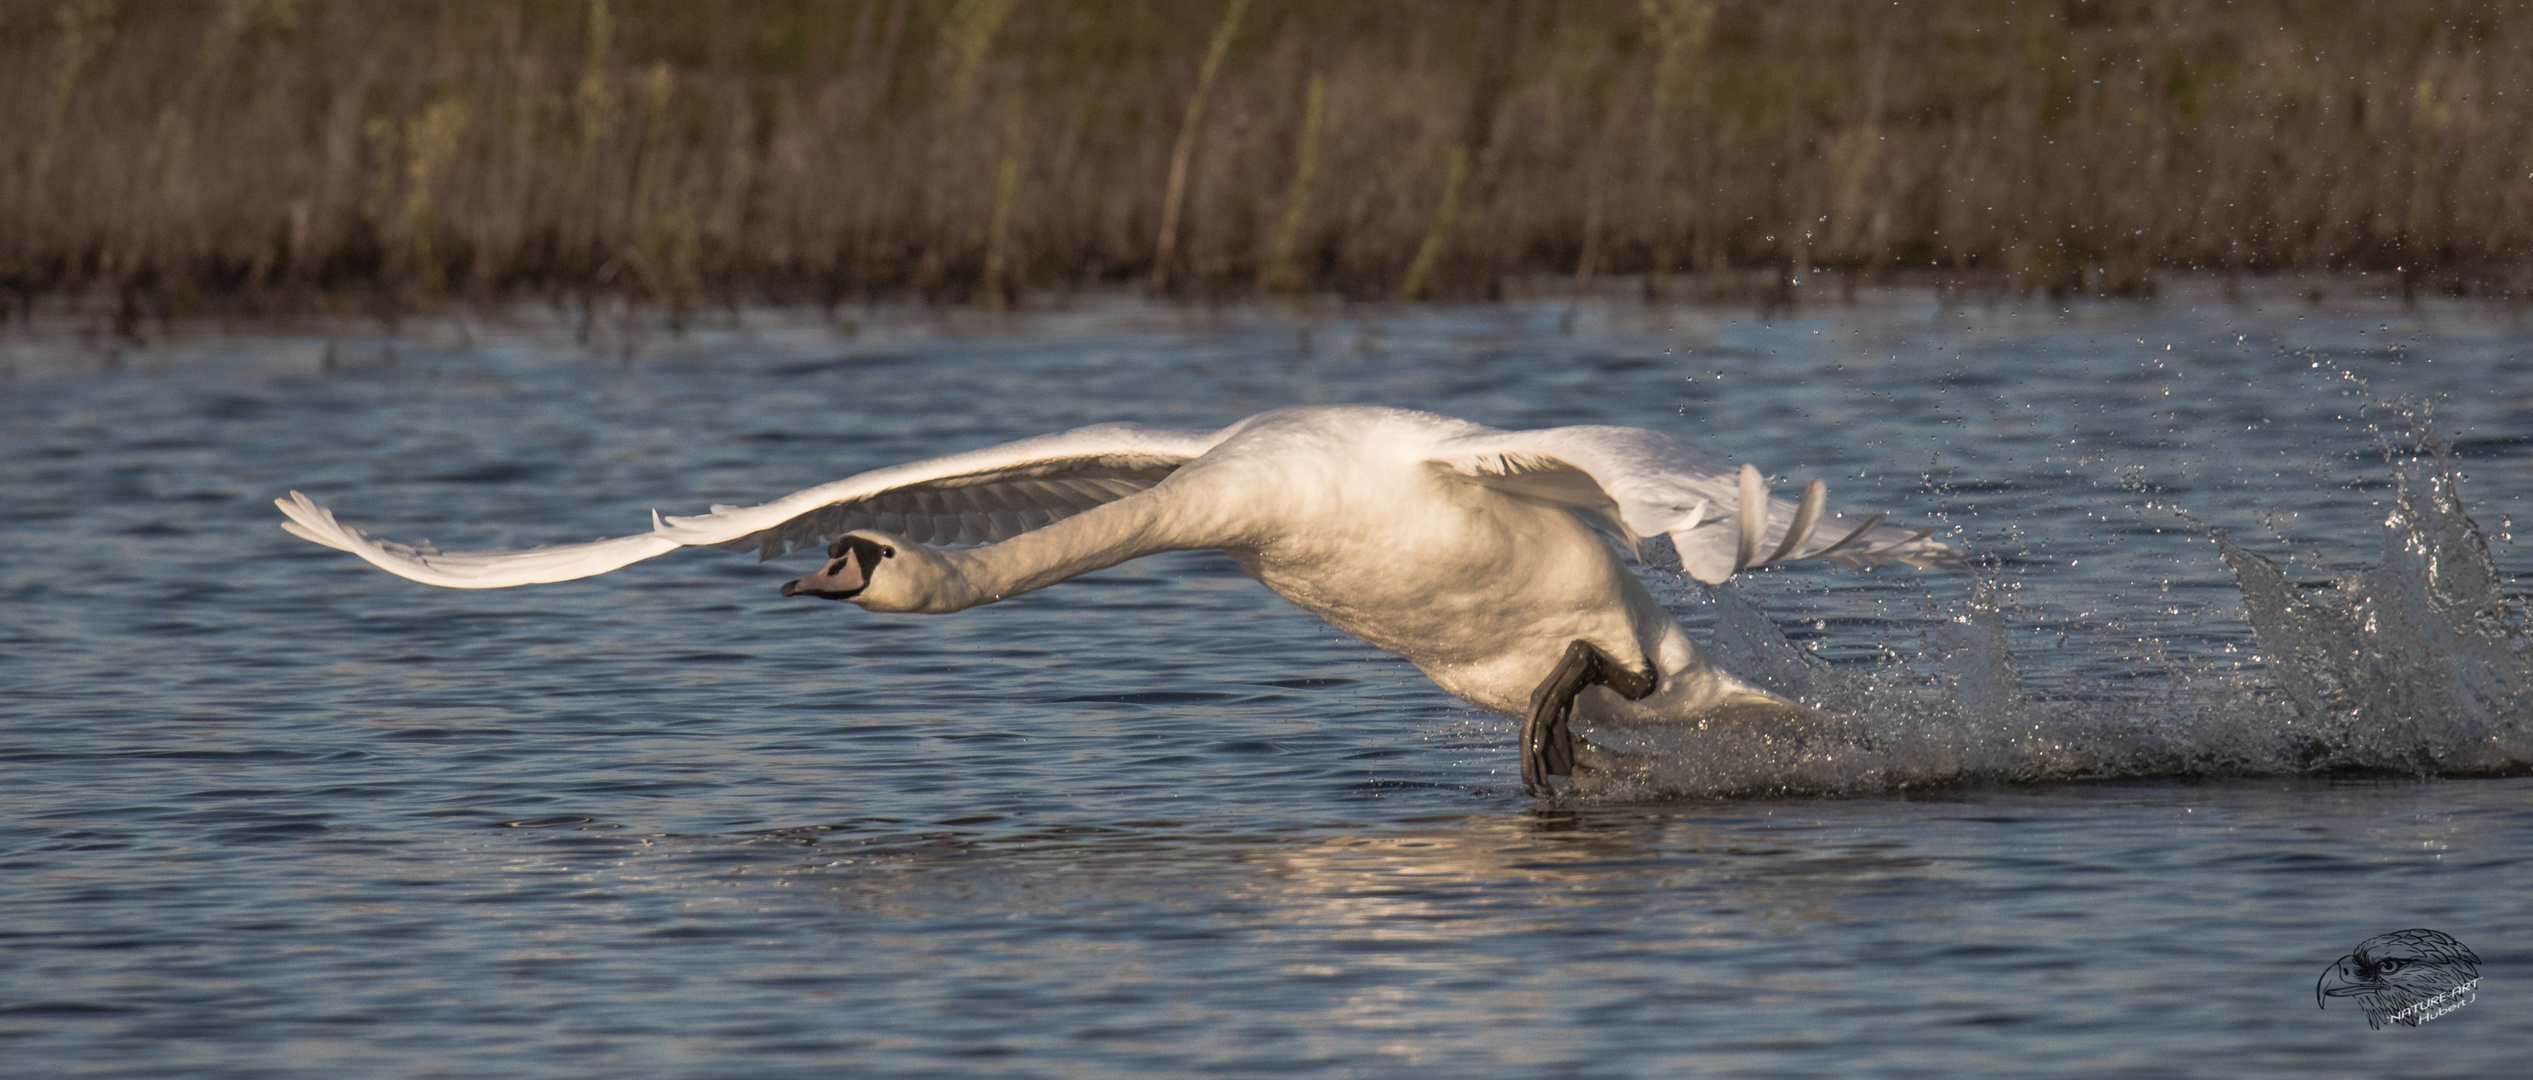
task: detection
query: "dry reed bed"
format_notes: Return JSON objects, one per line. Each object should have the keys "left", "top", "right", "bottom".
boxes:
{"left": 5, "top": 0, "right": 2531, "bottom": 319}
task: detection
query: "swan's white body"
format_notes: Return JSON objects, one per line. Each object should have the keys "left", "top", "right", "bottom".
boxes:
{"left": 278, "top": 406, "right": 1948, "bottom": 744}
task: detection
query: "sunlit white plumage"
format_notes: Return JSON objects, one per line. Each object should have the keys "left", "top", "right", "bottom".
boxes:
{"left": 275, "top": 421, "right": 1224, "bottom": 588}
{"left": 278, "top": 405, "right": 1951, "bottom": 784}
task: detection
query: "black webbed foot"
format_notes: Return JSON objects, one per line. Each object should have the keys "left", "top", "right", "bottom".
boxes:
{"left": 1520, "top": 640, "right": 1657, "bottom": 796}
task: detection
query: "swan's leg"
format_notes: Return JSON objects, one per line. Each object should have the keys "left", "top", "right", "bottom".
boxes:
{"left": 1520, "top": 640, "right": 1658, "bottom": 796}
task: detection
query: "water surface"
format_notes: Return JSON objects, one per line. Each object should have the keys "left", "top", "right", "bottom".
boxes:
{"left": 5, "top": 291, "right": 2531, "bottom": 1075}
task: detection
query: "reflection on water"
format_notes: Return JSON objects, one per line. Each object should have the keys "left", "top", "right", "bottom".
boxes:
{"left": 5, "top": 293, "right": 2531, "bottom": 1075}
{"left": 740, "top": 782, "right": 2533, "bottom": 1074}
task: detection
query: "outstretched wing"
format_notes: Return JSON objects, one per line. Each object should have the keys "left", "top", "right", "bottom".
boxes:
{"left": 1426, "top": 425, "right": 1954, "bottom": 583}
{"left": 276, "top": 421, "right": 1229, "bottom": 589}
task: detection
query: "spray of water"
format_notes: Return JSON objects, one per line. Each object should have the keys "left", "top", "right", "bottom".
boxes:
{"left": 1580, "top": 431, "right": 2533, "bottom": 800}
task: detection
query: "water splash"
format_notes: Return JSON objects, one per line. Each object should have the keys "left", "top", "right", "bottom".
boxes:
{"left": 1583, "top": 433, "right": 2533, "bottom": 800}
{"left": 2220, "top": 432, "right": 2533, "bottom": 775}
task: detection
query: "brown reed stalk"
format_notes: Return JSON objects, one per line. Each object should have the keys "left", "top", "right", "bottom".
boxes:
{"left": 1638, "top": 0, "right": 1713, "bottom": 297}
{"left": 1258, "top": 71, "right": 1326, "bottom": 296}
{"left": 575, "top": 0, "right": 616, "bottom": 167}
{"left": 402, "top": 97, "right": 471, "bottom": 297}
{"left": 941, "top": 0, "right": 1021, "bottom": 114}
{"left": 1820, "top": 12, "right": 1892, "bottom": 275}
{"left": 28, "top": 0, "right": 115, "bottom": 192}
{"left": 2407, "top": 77, "right": 2453, "bottom": 273}
{"left": 1398, "top": 144, "right": 1468, "bottom": 301}
{"left": 982, "top": 93, "right": 1024, "bottom": 310}
{"left": 1149, "top": 0, "right": 1251, "bottom": 293}
{"left": 630, "top": 61, "right": 697, "bottom": 307}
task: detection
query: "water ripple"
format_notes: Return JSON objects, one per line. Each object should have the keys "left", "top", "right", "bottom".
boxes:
{"left": 4, "top": 299, "right": 2531, "bottom": 1075}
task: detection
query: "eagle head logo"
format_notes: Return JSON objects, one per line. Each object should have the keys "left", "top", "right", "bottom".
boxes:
{"left": 2318, "top": 929, "right": 2481, "bottom": 1029}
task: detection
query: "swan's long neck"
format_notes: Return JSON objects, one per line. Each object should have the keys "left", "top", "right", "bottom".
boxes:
{"left": 935, "top": 490, "right": 1201, "bottom": 607}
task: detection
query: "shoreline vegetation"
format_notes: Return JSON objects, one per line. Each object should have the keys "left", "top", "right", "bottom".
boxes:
{"left": 8, "top": 0, "right": 2533, "bottom": 328}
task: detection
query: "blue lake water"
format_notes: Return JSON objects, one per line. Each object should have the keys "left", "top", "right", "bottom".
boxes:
{"left": 5, "top": 290, "right": 2531, "bottom": 1075}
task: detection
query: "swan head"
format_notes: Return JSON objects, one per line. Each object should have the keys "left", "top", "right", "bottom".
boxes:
{"left": 780, "top": 534, "right": 892, "bottom": 601}
{"left": 779, "top": 532, "right": 967, "bottom": 613}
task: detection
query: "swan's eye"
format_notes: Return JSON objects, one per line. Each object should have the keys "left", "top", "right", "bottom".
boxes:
{"left": 878, "top": 545, "right": 896, "bottom": 558}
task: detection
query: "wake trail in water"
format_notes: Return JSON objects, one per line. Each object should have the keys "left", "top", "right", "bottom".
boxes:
{"left": 1585, "top": 431, "right": 2533, "bottom": 800}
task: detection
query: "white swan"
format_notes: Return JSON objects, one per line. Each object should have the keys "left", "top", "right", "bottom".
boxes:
{"left": 276, "top": 405, "right": 1952, "bottom": 793}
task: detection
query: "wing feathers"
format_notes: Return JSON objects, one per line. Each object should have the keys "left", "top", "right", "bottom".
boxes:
{"left": 282, "top": 413, "right": 1945, "bottom": 593}
{"left": 1765, "top": 479, "right": 1829, "bottom": 566}
{"left": 1807, "top": 510, "right": 1889, "bottom": 561}
{"left": 279, "top": 421, "right": 1225, "bottom": 589}
{"left": 1734, "top": 464, "right": 1767, "bottom": 574}
{"left": 274, "top": 491, "right": 683, "bottom": 589}
{"left": 1428, "top": 424, "right": 1954, "bottom": 584}
{"left": 695, "top": 459, "right": 1192, "bottom": 557}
